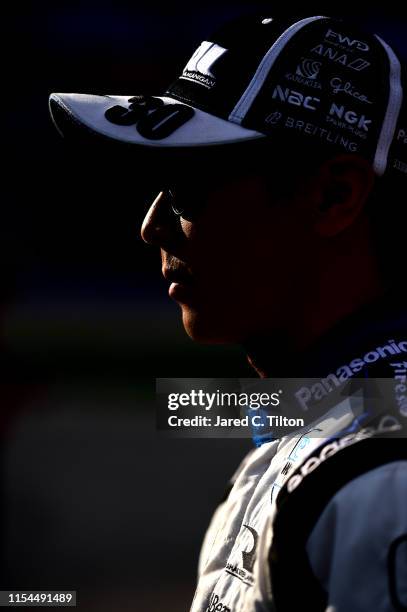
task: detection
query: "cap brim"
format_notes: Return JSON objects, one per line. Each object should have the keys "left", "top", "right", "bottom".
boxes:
{"left": 49, "top": 93, "right": 265, "bottom": 149}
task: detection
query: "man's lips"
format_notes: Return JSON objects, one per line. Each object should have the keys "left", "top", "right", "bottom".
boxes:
{"left": 162, "top": 267, "right": 193, "bottom": 285}
{"left": 163, "top": 266, "right": 196, "bottom": 302}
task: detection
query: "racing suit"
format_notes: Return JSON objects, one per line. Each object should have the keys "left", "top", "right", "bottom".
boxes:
{"left": 190, "top": 293, "right": 407, "bottom": 612}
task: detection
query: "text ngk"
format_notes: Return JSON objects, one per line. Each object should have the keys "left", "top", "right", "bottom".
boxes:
{"left": 272, "top": 86, "right": 372, "bottom": 131}
{"left": 329, "top": 103, "right": 372, "bottom": 131}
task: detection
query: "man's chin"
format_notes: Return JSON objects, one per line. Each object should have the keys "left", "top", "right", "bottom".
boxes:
{"left": 181, "top": 308, "right": 241, "bottom": 345}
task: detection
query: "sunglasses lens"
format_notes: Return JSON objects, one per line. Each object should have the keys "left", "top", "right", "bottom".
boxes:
{"left": 167, "top": 189, "right": 185, "bottom": 216}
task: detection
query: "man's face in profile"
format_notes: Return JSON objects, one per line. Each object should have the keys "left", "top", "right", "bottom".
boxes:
{"left": 141, "top": 161, "right": 316, "bottom": 345}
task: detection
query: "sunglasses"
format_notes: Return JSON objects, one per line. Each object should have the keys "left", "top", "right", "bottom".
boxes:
{"left": 157, "top": 186, "right": 208, "bottom": 220}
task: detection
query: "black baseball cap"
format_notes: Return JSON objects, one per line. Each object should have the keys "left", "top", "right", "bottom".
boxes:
{"left": 49, "top": 14, "right": 407, "bottom": 179}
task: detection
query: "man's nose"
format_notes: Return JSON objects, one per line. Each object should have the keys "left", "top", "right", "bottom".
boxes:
{"left": 140, "top": 191, "right": 175, "bottom": 245}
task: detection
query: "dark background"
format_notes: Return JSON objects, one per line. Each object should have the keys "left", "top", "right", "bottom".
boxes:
{"left": 3, "top": 2, "right": 407, "bottom": 611}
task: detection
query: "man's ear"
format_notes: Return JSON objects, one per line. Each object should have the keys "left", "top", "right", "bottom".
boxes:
{"left": 310, "top": 154, "right": 375, "bottom": 237}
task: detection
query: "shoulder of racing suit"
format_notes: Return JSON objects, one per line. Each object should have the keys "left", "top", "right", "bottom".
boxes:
{"left": 268, "top": 382, "right": 407, "bottom": 612}
{"left": 266, "top": 291, "right": 407, "bottom": 611}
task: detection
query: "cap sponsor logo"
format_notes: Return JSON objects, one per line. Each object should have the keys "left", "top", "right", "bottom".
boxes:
{"left": 311, "top": 44, "right": 371, "bottom": 71}
{"left": 284, "top": 114, "right": 358, "bottom": 152}
{"left": 181, "top": 41, "right": 228, "bottom": 89}
{"left": 328, "top": 102, "right": 372, "bottom": 132}
{"left": 285, "top": 72, "right": 322, "bottom": 90}
{"left": 272, "top": 85, "right": 320, "bottom": 111}
{"left": 330, "top": 77, "right": 373, "bottom": 104}
{"left": 265, "top": 111, "right": 283, "bottom": 125}
{"left": 325, "top": 117, "right": 368, "bottom": 140}
{"left": 285, "top": 58, "right": 323, "bottom": 91}
{"left": 296, "top": 58, "right": 322, "bottom": 80}
{"left": 325, "top": 28, "right": 370, "bottom": 52}
{"left": 397, "top": 128, "right": 407, "bottom": 144}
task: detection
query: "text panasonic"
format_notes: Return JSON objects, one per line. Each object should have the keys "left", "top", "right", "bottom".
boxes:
{"left": 295, "top": 339, "right": 407, "bottom": 411}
